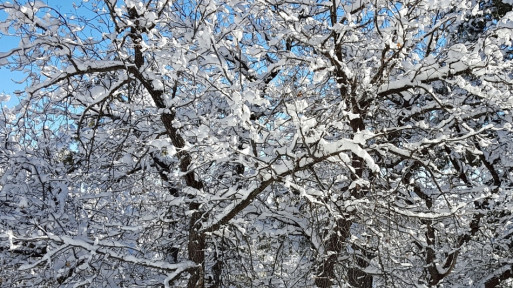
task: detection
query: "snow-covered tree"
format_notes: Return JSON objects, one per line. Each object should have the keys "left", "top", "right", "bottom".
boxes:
{"left": 1, "top": 0, "right": 513, "bottom": 287}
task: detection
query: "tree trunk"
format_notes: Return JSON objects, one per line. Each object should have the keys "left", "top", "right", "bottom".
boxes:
{"left": 188, "top": 204, "right": 205, "bottom": 288}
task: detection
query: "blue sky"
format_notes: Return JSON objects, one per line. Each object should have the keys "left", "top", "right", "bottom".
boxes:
{"left": 0, "top": 0, "right": 78, "bottom": 107}
{"left": 0, "top": 33, "right": 23, "bottom": 104}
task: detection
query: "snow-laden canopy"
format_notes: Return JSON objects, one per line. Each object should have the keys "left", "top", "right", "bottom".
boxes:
{"left": 1, "top": 0, "right": 513, "bottom": 287}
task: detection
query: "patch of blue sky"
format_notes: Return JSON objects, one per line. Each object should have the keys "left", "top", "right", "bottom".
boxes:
{"left": 0, "top": 1, "right": 112, "bottom": 152}
{"left": 0, "top": 14, "right": 25, "bottom": 108}
{"left": 1, "top": 1, "right": 97, "bottom": 106}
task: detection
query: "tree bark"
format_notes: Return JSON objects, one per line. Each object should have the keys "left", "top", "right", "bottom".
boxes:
{"left": 127, "top": 8, "right": 206, "bottom": 286}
